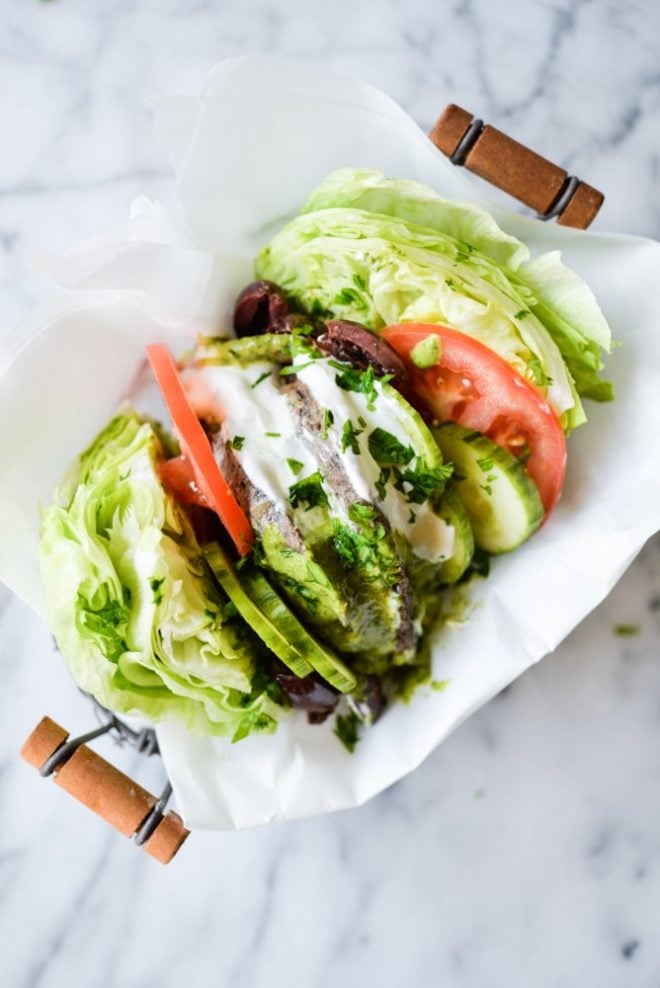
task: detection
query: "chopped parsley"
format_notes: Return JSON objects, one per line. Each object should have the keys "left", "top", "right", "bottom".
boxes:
{"left": 251, "top": 370, "right": 271, "bottom": 389}
{"left": 430, "top": 679, "right": 450, "bottom": 692}
{"left": 265, "top": 431, "right": 280, "bottom": 438}
{"left": 392, "top": 458, "right": 454, "bottom": 504}
{"left": 287, "top": 458, "right": 304, "bottom": 476}
{"left": 375, "top": 466, "right": 390, "bottom": 501}
{"left": 367, "top": 427, "right": 415, "bottom": 466}
{"left": 288, "top": 471, "right": 329, "bottom": 510}
{"left": 231, "top": 710, "right": 277, "bottom": 744}
{"left": 476, "top": 455, "right": 494, "bottom": 472}
{"left": 220, "top": 601, "right": 239, "bottom": 621}
{"left": 341, "top": 419, "right": 364, "bottom": 454}
{"left": 330, "top": 361, "right": 391, "bottom": 412}
{"left": 348, "top": 503, "right": 378, "bottom": 524}
{"left": 515, "top": 309, "right": 530, "bottom": 320}
{"left": 229, "top": 435, "right": 245, "bottom": 451}
{"left": 353, "top": 273, "right": 367, "bottom": 292}
{"left": 614, "top": 623, "right": 640, "bottom": 637}
{"left": 334, "top": 286, "right": 368, "bottom": 311}
{"left": 334, "top": 711, "right": 361, "bottom": 753}
{"left": 149, "top": 576, "right": 165, "bottom": 606}
{"left": 321, "top": 407, "right": 334, "bottom": 439}
{"left": 528, "top": 359, "right": 553, "bottom": 388}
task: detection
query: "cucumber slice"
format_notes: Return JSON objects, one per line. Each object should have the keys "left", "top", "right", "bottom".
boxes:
{"left": 432, "top": 423, "right": 543, "bottom": 554}
{"left": 382, "top": 381, "right": 444, "bottom": 469}
{"left": 437, "top": 483, "right": 475, "bottom": 583}
{"left": 204, "top": 542, "right": 312, "bottom": 679}
{"left": 204, "top": 543, "right": 356, "bottom": 693}
{"left": 240, "top": 566, "right": 356, "bottom": 693}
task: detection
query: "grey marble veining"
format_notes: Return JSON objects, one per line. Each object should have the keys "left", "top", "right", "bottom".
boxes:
{"left": 2, "top": 1, "right": 660, "bottom": 985}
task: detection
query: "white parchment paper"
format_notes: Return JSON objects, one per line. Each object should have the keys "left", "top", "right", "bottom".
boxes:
{"left": 2, "top": 57, "right": 660, "bottom": 830}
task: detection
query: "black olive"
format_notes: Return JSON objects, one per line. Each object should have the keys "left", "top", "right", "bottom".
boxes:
{"left": 316, "top": 319, "right": 408, "bottom": 387}
{"left": 233, "top": 280, "right": 289, "bottom": 337}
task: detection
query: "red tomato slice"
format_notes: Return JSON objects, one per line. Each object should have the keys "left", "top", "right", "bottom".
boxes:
{"left": 159, "top": 455, "right": 209, "bottom": 509}
{"left": 147, "top": 343, "right": 254, "bottom": 555}
{"left": 382, "top": 323, "right": 567, "bottom": 515}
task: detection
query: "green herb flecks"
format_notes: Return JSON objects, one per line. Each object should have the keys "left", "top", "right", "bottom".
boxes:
{"left": 334, "top": 711, "right": 361, "bottom": 753}
{"left": 334, "top": 286, "right": 368, "bottom": 312}
{"left": 321, "top": 408, "right": 334, "bottom": 439}
{"left": 367, "top": 427, "right": 415, "bottom": 466}
{"left": 251, "top": 371, "right": 271, "bottom": 389}
{"left": 392, "top": 458, "right": 454, "bottom": 505}
{"left": 614, "top": 623, "right": 640, "bottom": 637}
{"left": 149, "top": 577, "right": 165, "bottom": 606}
{"left": 287, "top": 458, "right": 305, "bottom": 476}
{"left": 375, "top": 466, "right": 390, "bottom": 501}
{"left": 330, "top": 361, "right": 392, "bottom": 412}
{"left": 341, "top": 419, "right": 364, "bottom": 455}
{"left": 288, "top": 471, "right": 329, "bottom": 510}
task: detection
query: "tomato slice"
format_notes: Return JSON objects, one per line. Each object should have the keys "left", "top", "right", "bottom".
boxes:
{"left": 147, "top": 343, "right": 254, "bottom": 555}
{"left": 382, "top": 323, "right": 567, "bottom": 515}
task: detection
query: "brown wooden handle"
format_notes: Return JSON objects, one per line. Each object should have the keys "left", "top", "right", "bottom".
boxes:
{"left": 429, "top": 104, "right": 603, "bottom": 229}
{"left": 21, "top": 717, "right": 189, "bottom": 864}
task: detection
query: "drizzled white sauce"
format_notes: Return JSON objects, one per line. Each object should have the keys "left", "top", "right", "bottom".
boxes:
{"left": 295, "top": 358, "right": 454, "bottom": 562}
{"left": 183, "top": 355, "right": 454, "bottom": 563}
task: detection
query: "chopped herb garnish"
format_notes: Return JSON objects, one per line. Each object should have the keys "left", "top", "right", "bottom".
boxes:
{"left": 476, "top": 455, "right": 494, "bottom": 472}
{"left": 341, "top": 419, "right": 363, "bottom": 454}
{"left": 150, "top": 576, "right": 165, "bottom": 605}
{"left": 232, "top": 710, "right": 277, "bottom": 744}
{"left": 348, "top": 503, "right": 377, "bottom": 524}
{"left": 357, "top": 415, "right": 367, "bottom": 429}
{"left": 334, "top": 286, "right": 368, "bottom": 311}
{"left": 431, "top": 679, "right": 450, "bottom": 692}
{"left": 392, "top": 458, "right": 454, "bottom": 504}
{"left": 221, "top": 601, "right": 238, "bottom": 621}
{"left": 515, "top": 309, "right": 530, "bottom": 320}
{"left": 367, "top": 427, "right": 415, "bottom": 466}
{"left": 321, "top": 408, "right": 334, "bottom": 439}
{"left": 251, "top": 370, "right": 271, "bottom": 389}
{"left": 352, "top": 273, "right": 367, "bottom": 292}
{"left": 330, "top": 361, "right": 384, "bottom": 411}
{"left": 287, "top": 458, "right": 304, "bottom": 476}
{"left": 334, "top": 711, "right": 361, "bottom": 753}
{"left": 265, "top": 432, "right": 281, "bottom": 438}
{"left": 375, "top": 466, "right": 390, "bottom": 501}
{"left": 614, "top": 623, "right": 640, "bottom": 637}
{"left": 528, "top": 359, "right": 552, "bottom": 388}
{"left": 288, "top": 471, "right": 329, "bottom": 510}
{"left": 230, "top": 435, "right": 245, "bottom": 451}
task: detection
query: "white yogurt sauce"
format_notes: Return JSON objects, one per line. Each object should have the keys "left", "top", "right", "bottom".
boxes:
{"left": 184, "top": 355, "right": 454, "bottom": 563}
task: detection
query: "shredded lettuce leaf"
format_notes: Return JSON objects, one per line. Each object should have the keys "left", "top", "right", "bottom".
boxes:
{"left": 39, "top": 410, "right": 277, "bottom": 738}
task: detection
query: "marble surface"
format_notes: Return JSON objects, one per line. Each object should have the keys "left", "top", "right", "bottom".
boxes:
{"left": 2, "top": 1, "right": 660, "bottom": 985}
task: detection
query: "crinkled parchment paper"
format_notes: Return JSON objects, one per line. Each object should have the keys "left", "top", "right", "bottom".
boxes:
{"left": 2, "top": 57, "right": 660, "bottom": 829}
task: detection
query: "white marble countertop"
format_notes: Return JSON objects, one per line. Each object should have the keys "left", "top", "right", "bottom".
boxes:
{"left": 2, "top": 1, "right": 660, "bottom": 985}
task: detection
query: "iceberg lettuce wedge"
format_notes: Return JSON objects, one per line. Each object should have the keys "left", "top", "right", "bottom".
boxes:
{"left": 258, "top": 169, "right": 613, "bottom": 431}
{"left": 39, "top": 410, "right": 277, "bottom": 738}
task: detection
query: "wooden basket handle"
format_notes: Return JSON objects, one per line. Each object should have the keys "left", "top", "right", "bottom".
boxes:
{"left": 429, "top": 104, "right": 603, "bottom": 229}
{"left": 21, "top": 716, "right": 189, "bottom": 864}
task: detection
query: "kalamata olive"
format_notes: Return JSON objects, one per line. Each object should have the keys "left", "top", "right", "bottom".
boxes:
{"left": 316, "top": 319, "right": 408, "bottom": 386}
{"left": 233, "top": 280, "right": 289, "bottom": 337}
{"left": 271, "top": 661, "right": 339, "bottom": 724}
{"left": 347, "top": 675, "right": 385, "bottom": 726}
